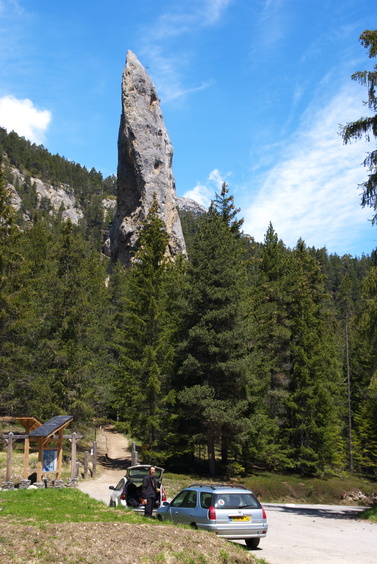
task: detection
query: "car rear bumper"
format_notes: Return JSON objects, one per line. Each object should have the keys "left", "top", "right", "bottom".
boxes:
{"left": 197, "top": 523, "right": 268, "bottom": 539}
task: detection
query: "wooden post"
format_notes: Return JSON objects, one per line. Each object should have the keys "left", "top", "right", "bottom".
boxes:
{"left": 23, "top": 433, "right": 30, "bottom": 479}
{"left": 92, "top": 441, "right": 97, "bottom": 478}
{"left": 37, "top": 438, "right": 43, "bottom": 482}
{"left": 70, "top": 432, "right": 77, "bottom": 479}
{"left": 131, "top": 441, "right": 138, "bottom": 465}
{"left": 57, "top": 428, "right": 63, "bottom": 479}
{"left": 5, "top": 432, "right": 13, "bottom": 482}
{"left": 84, "top": 451, "right": 89, "bottom": 479}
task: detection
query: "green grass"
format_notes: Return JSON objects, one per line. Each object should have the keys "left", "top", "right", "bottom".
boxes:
{"left": 162, "top": 470, "right": 376, "bottom": 506}
{"left": 358, "top": 505, "right": 377, "bottom": 522}
{"left": 0, "top": 488, "right": 148, "bottom": 526}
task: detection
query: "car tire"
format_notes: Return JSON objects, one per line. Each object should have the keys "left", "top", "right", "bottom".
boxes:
{"left": 190, "top": 523, "right": 198, "bottom": 530}
{"left": 109, "top": 499, "right": 116, "bottom": 508}
{"left": 245, "top": 538, "right": 260, "bottom": 549}
{"left": 157, "top": 514, "right": 163, "bottom": 521}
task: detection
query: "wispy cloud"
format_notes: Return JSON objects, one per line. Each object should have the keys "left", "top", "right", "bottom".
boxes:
{"left": 183, "top": 168, "right": 230, "bottom": 207}
{"left": 141, "top": 46, "right": 213, "bottom": 102}
{"left": 203, "top": 0, "right": 234, "bottom": 24}
{"left": 139, "top": 0, "right": 233, "bottom": 102}
{"left": 242, "top": 83, "right": 374, "bottom": 254}
{"left": 147, "top": 0, "right": 233, "bottom": 39}
{"left": 0, "top": 95, "right": 51, "bottom": 144}
{"left": 0, "top": 0, "right": 23, "bottom": 17}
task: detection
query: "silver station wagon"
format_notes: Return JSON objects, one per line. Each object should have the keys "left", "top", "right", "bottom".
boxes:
{"left": 156, "top": 483, "right": 268, "bottom": 548}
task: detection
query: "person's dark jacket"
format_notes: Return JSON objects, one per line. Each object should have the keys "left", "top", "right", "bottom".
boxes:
{"left": 142, "top": 474, "right": 157, "bottom": 499}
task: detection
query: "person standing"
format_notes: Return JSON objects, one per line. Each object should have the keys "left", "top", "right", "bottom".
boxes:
{"left": 141, "top": 466, "right": 158, "bottom": 517}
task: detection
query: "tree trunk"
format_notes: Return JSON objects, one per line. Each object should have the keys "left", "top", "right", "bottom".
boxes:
{"left": 221, "top": 436, "right": 228, "bottom": 465}
{"left": 208, "top": 436, "right": 216, "bottom": 476}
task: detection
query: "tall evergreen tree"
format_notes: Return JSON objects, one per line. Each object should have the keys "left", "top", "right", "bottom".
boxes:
{"left": 353, "top": 267, "right": 377, "bottom": 474}
{"left": 177, "top": 186, "right": 250, "bottom": 475}
{"left": 0, "top": 158, "right": 23, "bottom": 414}
{"left": 283, "top": 240, "right": 343, "bottom": 474}
{"left": 246, "top": 223, "right": 292, "bottom": 469}
{"left": 114, "top": 195, "right": 182, "bottom": 460}
{"left": 340, "top": 30, "right": 377, "bottom": 224}
{"left": 4, "top": 216, "right": 113, "bottom": 422}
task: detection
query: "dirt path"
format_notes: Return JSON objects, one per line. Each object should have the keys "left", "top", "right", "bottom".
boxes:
{"left": 77, "top": 425, "right": 131, "bottom": 504}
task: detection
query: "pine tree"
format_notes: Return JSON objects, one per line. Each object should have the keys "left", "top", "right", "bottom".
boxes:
{"left": 6, "top": 217, "right": 114, "bottom": 421}
{"left": 353, "top": 267, "right": 377, "bottom": 474}
{"left": 284, "top": 240, "right": 343, "bottom": 474}
{"left": 0, "top": 158, "right": 24, "bottom": 414}
{"left": 340, "top": 30, "right": 377, "bottom": 223}
{"left": 177, "top": 186, "right": 250, "bottom": 475}
{"left": 114, "top": 195, "right": 182, "bottom": 460}
{"left": 246, "top": 223, "right": 292, "bottom": 469}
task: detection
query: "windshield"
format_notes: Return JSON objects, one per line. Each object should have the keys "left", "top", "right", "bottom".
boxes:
{"left": 213, "top": 492, "right": 260, "bottom": 509}
{"left": 127, "top": 466, "right": 164, "bottom": 481}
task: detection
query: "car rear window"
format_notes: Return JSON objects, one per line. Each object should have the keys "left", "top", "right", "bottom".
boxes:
{"left": 213, "top": 492, "right": 260, "bottom": 509}
{"left": 127, "top": 466, "right": 163, "bottom": 480}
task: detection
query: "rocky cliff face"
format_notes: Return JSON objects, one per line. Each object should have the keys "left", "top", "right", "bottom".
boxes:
{"left": 6, "top": 166, "right": 84, "bottom": 224}
{"left": 176, "top": 197, "right": 207, "bottom": 216}
{"left": 110, "top": 50, "right": 186, "bottom": 267}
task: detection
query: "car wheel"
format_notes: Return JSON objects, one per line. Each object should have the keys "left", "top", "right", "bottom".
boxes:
{"left": 245, "top": 538, "right": 260, "bottom": 549}
{"left": 157, "top": 514, "right": 163, "bottom": 521}
{"left": 190, "top": 523, "right": 198, "bottom": 530}
{"left": 109, "top": 499, "right": 116, "bottom": 508}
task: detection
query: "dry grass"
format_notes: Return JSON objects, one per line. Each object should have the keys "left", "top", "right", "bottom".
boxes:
{"left": 0, "top": 521, "right": 259, "bottom": 563}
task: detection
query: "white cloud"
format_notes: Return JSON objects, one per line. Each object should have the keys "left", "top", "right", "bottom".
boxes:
{"left": 243, "top": 83, "right": 374, "bottom": 254}
{"left": 208, "top": 168, "right": 228, "bottom": 190}
{"left": 183, "top": 183, "right": 212, "bottom": 208}
{"left": 0, "top": 95, "right": 51, "bottom": 144}
{"left": 183, "top": 168, "right": 230, "bottom": 207}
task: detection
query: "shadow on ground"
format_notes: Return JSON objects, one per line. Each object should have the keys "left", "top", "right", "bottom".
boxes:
{"left": 97, "top": 454, "right": 131, "bottom": 470}
{"left": 265, "top": 503, "right": 366, "bottom": 520}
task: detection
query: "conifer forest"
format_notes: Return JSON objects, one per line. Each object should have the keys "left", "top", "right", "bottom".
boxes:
{"left": 1, "top": 30, "right": 377, "bottom": 479}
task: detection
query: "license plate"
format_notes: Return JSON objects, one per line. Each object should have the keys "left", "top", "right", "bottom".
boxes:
{"left": 230, "top": 515, "right": 250, "bottom": 522}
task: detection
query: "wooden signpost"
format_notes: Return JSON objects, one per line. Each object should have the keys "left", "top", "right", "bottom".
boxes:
{"left": 1, "top": 415, "right": 87, "bottom": 485}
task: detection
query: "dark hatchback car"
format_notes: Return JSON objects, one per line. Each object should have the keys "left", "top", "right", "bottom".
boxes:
{"left": 156, "top": 483, "right": 268, "bottom": 548}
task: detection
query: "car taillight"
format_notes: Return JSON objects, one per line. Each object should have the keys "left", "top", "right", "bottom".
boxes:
{"left": 262, "top": 506, "right": 267, "bottom": 519}
{"left": 120, "top": 493, "right": 126, "bottom": 500}
{"left": 162, "top": 487, "right": 166, "bottom": 502}
{"left": 208, "top": 506, "right": 216, "bottom": 520}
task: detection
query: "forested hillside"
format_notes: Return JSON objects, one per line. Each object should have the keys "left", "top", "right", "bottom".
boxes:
{"left": 1, "top": 127, "right": 377, "bottom": 479}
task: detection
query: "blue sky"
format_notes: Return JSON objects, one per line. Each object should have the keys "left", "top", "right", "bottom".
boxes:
{"left": 1, "top": 0, "right": 377, "bottom": 256}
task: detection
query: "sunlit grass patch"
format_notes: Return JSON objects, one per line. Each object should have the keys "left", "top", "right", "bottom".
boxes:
{"left": 359, "top": 505, "right": 377, "bottom": 522}
{"left": 0, "top": 488, "right": 146, "bottom": 526}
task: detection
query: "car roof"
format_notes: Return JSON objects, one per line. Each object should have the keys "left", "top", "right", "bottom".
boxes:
{"left": 188, "top": 483, "right": 250, "bottom": 492}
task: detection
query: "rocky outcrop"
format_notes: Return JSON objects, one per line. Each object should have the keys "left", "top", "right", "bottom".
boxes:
{"left": 177, "top": 197, "right": 207, "bottom": 216}
{"left": 110, "top": 50, "right": 186, "bottom": 267}
{"left": 6, "top": 166, "right": 83, "bottom": 223}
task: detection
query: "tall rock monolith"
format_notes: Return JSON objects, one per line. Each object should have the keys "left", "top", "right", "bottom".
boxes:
{"left": 110, "top": 50, "right": 186, "bottom": 266}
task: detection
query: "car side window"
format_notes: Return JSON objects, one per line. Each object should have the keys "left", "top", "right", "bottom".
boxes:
{"left": 115, "top": 478, "right": 125, "bottom": 491}
{"left": 182, "top": 491, "right": 197, "bottom": 508}
{"left": 171, "top": 490, "right": 188, "bottom": 508}
{"left": 200, "top": 492, "right": 212, "bottom": 509}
